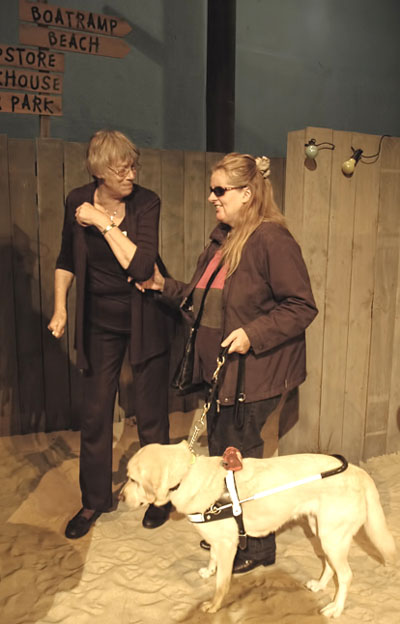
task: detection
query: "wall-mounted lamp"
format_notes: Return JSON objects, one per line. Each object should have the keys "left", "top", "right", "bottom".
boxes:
{"left": 341, "top": 135, "right": 391, "bottom": 176}
{"left": 341, "top": 148, "right": 363, "bottom": 175}
{"left": 304, "top": 138, "right": 335, "bottom": 159}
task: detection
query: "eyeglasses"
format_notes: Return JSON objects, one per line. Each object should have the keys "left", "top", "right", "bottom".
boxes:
{"left": 108, "top": 164, "right": 137, "bottom": 179}
{"left": 209, "top": 185, "right": 246, "bottom": 197}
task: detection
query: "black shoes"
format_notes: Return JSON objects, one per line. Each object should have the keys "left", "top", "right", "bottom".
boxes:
{"left": 142, "top": 502, "right": 171, "bottom": 529}
{"left": 65, "top": 508, "right": 102, "bottom": 539}
{"left": 233, "top": 555, "right": 275, "bottom": 574}
{"left": 199, "top": 539, "right": 276, "bottom": 573}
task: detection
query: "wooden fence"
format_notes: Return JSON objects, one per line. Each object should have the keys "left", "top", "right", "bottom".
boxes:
{"left": 281, "top": 127, "right": 400, "bottom": 462}
{"left": 0, "top": 136, "right": 286, "bottom": 437}
{"left": 3, "top": 132, "right": 398, "bottom": 462}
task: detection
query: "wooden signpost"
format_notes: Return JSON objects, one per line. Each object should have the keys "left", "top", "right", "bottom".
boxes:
{"left": 0, "top": 0, "right": 132, "bottom": 129}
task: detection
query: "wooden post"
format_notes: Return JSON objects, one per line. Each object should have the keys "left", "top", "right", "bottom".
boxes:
{"left": 206, "top": 0, "right": 236, "bottom": 152}
{"left": 37, "top": 0, "right": 50, "bottom": 137}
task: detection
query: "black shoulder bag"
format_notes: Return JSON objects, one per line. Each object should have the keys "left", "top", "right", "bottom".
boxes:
{"left": 171, "top": 262, "right": 223, "bottom": 394}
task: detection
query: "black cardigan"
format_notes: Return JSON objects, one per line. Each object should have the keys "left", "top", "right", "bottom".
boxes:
{"left": 56, "top": 181, "right": 173, "bottom": 370}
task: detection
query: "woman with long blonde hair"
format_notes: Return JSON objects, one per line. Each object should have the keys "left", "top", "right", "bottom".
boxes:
{"left": 139, "top": 151, "right": 317, "bottom": 572}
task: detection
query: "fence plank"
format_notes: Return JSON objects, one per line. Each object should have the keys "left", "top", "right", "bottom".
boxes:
{"left": 160, "top": 150, "right": 185, "bottom": 280}
{"left": 319, "top": 130, "right": 356, "bottom": 453}
{"left": 281, "top": 128, "right": 333, "bottom": 454}
{"left": 63, "top": 141, "right": 91, "bottom": 429}
{"left": 64, "top": 141, "right": 90, "bottom": 195}
{"left": 137, "top": 148, "right": 162, "bottom": 196}
{"left": 342, "top": 133, "right": 381, "bottom": 462}
{"left": 301, "top": 127, "right": 334, "bottom": 454}
{"left": 37, "top": 138, "right": 71, "bottom": 431}
{"left": 8, "top": 138, "right": 45, "bottom": 432}
{"left": 137, "top": 147, "right": 162, "bottom": 250}
{"left": 0, "top": 136, "right": 20, "bottom": 435}
{"left": 283, "top": 129, "right": 306, "bottom": 243}
{"left": 270, "top": 157, "right": 286, "bottom": 214}
{"left": 184, "top": 151, "right": 206, "bottom": 281}
{"left": 204, "top": 152, "right": 223, "bottom": 244}
{"left": 365, "top": 136, "right": 400, "bottom": 459}
{"left": 279, "top": 131, "right": 306, "bottom": 454}
{"left": 383, "top": 144, "right": 400, "bottom": 453}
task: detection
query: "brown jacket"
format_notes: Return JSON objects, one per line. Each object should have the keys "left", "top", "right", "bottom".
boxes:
{"left": 56, "top": 182, "right": 173, "bottom": 370}
{"left": 163, "top": 222, "right": 318, "bottom": 405}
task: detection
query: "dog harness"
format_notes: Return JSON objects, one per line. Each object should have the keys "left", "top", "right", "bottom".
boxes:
{"left": 187, "top": 450, "right": 348, "bottom": 550}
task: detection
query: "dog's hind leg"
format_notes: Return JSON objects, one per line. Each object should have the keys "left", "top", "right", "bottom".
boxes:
{"left": 317, "top": 534, "right": 353, "bottom": 619}
{"left": 305, "top": 515, "right": 335, "bottom": 593}
{"left": 201, "top": 541, "right": 236, "bottom": 613}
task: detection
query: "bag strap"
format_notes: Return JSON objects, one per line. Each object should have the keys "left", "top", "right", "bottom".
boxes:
{"left": 192, "top": 261, "right": 223, "bottom": 331}
{"left": 233, "top": 355, "right": 246, "bottom": 429}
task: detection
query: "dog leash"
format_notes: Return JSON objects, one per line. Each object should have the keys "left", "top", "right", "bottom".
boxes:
{"left": 187, "top": 346, "right": 229, "bottom": 451}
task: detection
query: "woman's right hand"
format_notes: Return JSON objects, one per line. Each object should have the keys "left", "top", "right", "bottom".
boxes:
{"left": 135, "top": 263, "right": 165, "bottom": 293}
{"left": 48, "top": 309, "right": 67, "bottom": 339}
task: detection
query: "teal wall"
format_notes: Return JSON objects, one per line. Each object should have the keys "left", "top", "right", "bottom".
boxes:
{"left": 0, "top": 1, "right": 399, "bottom": 155}
{"left": 0, "top": 0, "right": 207, "bottom": 150}
{"left": 235, "top": 0, "right": 400, "bottom": 156}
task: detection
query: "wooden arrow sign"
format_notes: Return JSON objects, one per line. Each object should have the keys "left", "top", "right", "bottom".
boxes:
{"left": 0, "top": 90, "right": 62, "bottom": 115}
{"left": 0, "top": 67, "right": 63, "bottom": 94}
{"left": 0, "top": 44, "right": 64, "bottom": 71}
{"left": 19, "top": 0, "right": 132, "bottom": 38}
{"left": 19, "top": 23, "right": 131, "bottom": 59}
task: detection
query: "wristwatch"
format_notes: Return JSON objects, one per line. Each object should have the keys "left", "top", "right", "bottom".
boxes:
{"left": 102, "top": 223, "right": 117, "bottom": 236}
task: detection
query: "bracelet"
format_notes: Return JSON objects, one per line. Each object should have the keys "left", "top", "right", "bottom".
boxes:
{"left": 102, "top": 223, "right": 117, "bottom": 236}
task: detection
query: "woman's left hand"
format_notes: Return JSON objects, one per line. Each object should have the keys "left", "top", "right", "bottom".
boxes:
{"left": 221, "top": 328, "right": 251, "bottom": 354}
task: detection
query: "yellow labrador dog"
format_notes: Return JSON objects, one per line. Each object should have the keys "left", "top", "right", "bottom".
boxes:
{"left": 120, "top": 441, "right": 396, "bottom": 618}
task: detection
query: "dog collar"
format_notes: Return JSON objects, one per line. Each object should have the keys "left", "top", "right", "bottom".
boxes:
{"left": 169, "top": 451, "right": 197, "bottom": 493}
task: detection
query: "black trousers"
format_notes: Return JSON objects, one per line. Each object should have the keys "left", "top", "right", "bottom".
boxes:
{"left": 207, "top": 396, "right": 280, "bottom": 562}
{"left": 79, "top": 325, "right": 169, "bottom": 511}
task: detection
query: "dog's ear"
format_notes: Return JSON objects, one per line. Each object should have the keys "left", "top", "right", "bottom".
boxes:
{"left": 134, "top": 458, "right": 169, "bottom": 505}
{"left": 134, "top": 465, "right": 157, "bottom": 503}
{"left": 141, "top": 481, "right": 156, "bottom": 504}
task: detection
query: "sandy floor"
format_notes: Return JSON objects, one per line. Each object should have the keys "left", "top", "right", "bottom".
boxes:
{"left": 1, "top": 416, "right": 399, "bottom": 624}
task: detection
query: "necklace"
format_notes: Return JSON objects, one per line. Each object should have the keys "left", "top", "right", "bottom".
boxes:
{"left": 95, "top": 189, "right": 122, "bottom": 222}
{"left": 108, "top": 207, "right": 118, "bottom": 222}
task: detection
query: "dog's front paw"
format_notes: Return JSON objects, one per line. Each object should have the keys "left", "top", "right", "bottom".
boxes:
{"left": 199, "top": 565, "right": 215, "bottom": 579}
{"left": 201, "top": 600, "right": 219, "bottom": 613}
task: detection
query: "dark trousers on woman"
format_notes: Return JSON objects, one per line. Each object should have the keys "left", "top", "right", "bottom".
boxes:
{"left": 207, "top": 396, "right": 280, "bottom": 563}
{"left": 79, "top": 324, "right": 169, "bottom": 511}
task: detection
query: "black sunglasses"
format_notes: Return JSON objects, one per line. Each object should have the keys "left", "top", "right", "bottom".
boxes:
{"left": 209, "top": 185, "right": 246, "bottom": 197}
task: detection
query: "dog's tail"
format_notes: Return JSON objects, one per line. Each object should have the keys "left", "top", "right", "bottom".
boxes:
{"left": 362, "top": 471, "right": 397, "bottom": 564}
